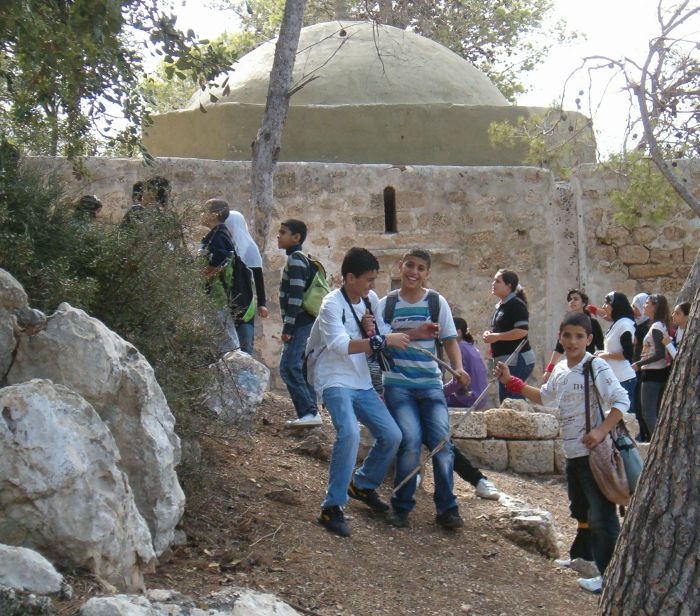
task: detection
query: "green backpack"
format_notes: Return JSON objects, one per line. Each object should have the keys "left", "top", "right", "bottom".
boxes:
{"left": 294, "top": 251, "right": 331, "bottom": 317}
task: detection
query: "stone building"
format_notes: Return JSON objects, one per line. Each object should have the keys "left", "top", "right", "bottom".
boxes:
{"left": 36, "top": 22, "right": 699, "bottom": 389}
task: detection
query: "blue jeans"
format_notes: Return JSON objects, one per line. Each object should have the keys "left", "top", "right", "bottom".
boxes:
{"left": 641, "top": 379, "right": 665, "bottom": 435}
{"left": 497, "top": 353, "right": 534, "bottom": 402}
{"left": 321, "top": 387, "right": 402, "bottom": 509}
{"left": 236, "top": 321, "right": 255, "bottom": 355}
{"left": 279, "top": 321, "right": 318, "bottom": 419}
{"left": 566, "top": 456, "right": 620, "bottom": 574}
{"left": 620, "top": 376, "right": 637, "bottom": 418}
{"left": 384, "top": 386, "right": 457, "bottom": 515}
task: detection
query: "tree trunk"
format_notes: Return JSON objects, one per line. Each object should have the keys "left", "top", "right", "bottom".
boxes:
{"left": 676, "top": 247, "right": 700, "bottom": 305}
{"left": 600, "top": 281, "right": 700, "bottom": 614}
{"left": 250, "top": 0, "right": 306, "bottom": 251}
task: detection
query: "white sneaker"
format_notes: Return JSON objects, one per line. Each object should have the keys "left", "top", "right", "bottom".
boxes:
{"left": 285, "top": 414, "right": 322, "bottom": 428}
{"left": 554, "top": 558, "right": 572, "bottom": 568}
{"left": 577, "top": 575, "right": 603, "bottom": 594}
{"left": 475, "top": 478, "right": 500, "bottom": 500}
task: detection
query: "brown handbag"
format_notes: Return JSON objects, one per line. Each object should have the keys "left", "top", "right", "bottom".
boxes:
{"left": 584, "top": 358, "right": 632, "bottom": 506}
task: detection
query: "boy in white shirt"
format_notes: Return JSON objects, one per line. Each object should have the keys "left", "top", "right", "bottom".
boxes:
{"left": 495, "top": 311, "right": 630, "bottom": 594}
{"left": 308, "top": 247, "right": 411, "bottom": 537}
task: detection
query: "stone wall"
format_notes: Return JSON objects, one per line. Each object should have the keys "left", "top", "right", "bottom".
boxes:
{"left": 27, "top": 157, "right": 699, "bottom": 389}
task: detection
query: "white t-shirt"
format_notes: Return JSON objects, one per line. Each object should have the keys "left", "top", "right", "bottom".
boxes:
{"left": 540, "top": 354, "right": 630, "bottom": 459}
{"left": 641, "top": 321, "right": 669, "bottom": 370}
{"left": 307, "top": 288, "right": 389, "bottom": 394}
{"left": 603, "top": 317, "right": 636, "bottom": 382}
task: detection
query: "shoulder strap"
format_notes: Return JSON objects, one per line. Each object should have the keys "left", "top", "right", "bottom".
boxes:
{"left": 341, "top": 287, "right": 368, "bottom": 338}
{"left": 588, "top": 358, "right": 607, "bottom": 423}
{"left": 584, "top": 358, "right": 593, "bottom": 434}
{"left": 427, "top": 290, "right": 440, "bottom": 323}
{"left": 383, "top": 289, "right": 400, "bottom": 323}
{"left": 362, "top": 296, "right": 373, "bottom": 315}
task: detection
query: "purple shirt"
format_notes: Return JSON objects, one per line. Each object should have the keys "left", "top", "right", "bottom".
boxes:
{"left": 444, "top": 340, "right": 489, "bottom": 409}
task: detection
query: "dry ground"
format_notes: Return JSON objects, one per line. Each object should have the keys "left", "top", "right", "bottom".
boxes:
{"left": 57, "top": 393, "right": 600, "bottom": 616}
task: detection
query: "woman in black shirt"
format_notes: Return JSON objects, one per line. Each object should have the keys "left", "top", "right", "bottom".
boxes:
{"left": 482, "top": 269, "right": 535, "bottom": 402}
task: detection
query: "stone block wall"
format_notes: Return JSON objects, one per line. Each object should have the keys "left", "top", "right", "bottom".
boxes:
{"left": 24, "top": 157, "right": 699, "bottom": 390}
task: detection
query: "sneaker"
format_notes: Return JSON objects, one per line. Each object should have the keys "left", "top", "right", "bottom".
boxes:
{"left": 577, "top": 575, "right": 603, "bottom": 594}
{"left": 318, "top": 506, "right": 350, "bottom": 537}
{"left": 554, "top": 558, "right": 572, "bottom": 568}
{"left": 385, "top": 508, "right": 410, "bottom": 528}
{"left": 475, "top": 478, "right": 500, "bottom": 500}
{"left": 286, "top": 414, "right": 322, "bottom": 428}
{"left": 435, "top": 506, "right": 464, "bottom": 530}
{"left": 347, "top": 482, "right": 389, "bottom": 512}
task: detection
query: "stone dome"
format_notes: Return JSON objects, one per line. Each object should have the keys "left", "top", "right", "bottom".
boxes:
{"left": 189, "top": 21, "right": 509, "bottom": 109}
{"left": 144, "top": 21, "right": 595, "bottom": 166}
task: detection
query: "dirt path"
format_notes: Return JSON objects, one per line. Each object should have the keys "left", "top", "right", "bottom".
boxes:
{"left": 60, "top": 393, "right": 599, "bottom": 615}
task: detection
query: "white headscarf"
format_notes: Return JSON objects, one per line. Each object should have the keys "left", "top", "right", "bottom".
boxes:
{"left": 224, "top": 210, "right": 263, "bottom": 268}
{"left": 631, "top": 293, "right": 649, "bottom": 325}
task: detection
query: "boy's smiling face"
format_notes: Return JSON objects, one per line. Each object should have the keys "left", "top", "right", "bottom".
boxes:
{"left": 558, "top": 324, "right": 593, "bottom": 363}
{"left": 399, "top": 255, "right": 430, "bottom": 290}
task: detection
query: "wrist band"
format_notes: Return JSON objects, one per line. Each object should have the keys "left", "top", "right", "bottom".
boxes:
{"left": 505, "top": 376, "right": 525, "bottom": 393}
{"left": 369, "top": 334, "right": 385, "bottom": 351}
{"left": 545, "top": 363, "right": 555, "bottom": 373}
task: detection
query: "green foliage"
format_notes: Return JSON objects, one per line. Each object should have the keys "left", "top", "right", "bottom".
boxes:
{"left": 606, "top": 152, "right": 683, "bottom": 228}
{"left": 221, "top": 0, "right": 576, "bottom": 102}
{"left": 0, "top": 149, "right": 225, "bottom": 476}
{"left": 0, "top": 0, "right": 234, "bottom": 158}
{"left": 142, "top": 31, "right": 259, "bottom": 113}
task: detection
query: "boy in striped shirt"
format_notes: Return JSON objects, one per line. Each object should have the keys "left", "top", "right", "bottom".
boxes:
{"left": 277, "top": 219, "right": 321, "bottom": 426}
{"left": 378, "top": 249, "right": 470, "bottom": 529}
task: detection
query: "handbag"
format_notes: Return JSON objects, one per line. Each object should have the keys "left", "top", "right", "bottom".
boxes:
{"left": 587, "top": 361, "right": 644, "bottom": 493}
{"left": 584, "top": 358, "right": 632, "bottom": 506}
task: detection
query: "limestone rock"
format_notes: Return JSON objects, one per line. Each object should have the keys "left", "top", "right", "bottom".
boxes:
{"left": 0, "top": 544, "right": 67, "bottom": 596}
{"left": 553, "top": 440, "right": 566, "bottom": 475}
{"left": 205, "top": 350, "right": 270, "bottom": 429}
{"left": 449, "top": 410, "right": 487, "bottom": 439}
{"left": 0, "top": 586, "right": 55, "bottom": 616}
{"left": 485, "top": 409, "right": 559, "bottom": 440}
{"left": 452, "top": 439, "right": 508, "bottom": 471}
{"left": 0, "top": 269, "right": 28, "bottom": 380}
{"left": 618, "top": 245, "right": 649, "bottom": 264}
{"left": 0, "top": 380, "right": 155, "bottom": 591}
{"left": 80, "top": 587, "right": 301, "bottom": 615}
{"left": 499, "top": 398, "right": 559, "bottom": 417}
{"left": 7, "top": 303, "right": 184, "bottom": 556}
{"left": 507, "top": 440, "right": 555, "bottom": 474}
{"left": 496, "top": 494, "right": 560, "bottom": 558}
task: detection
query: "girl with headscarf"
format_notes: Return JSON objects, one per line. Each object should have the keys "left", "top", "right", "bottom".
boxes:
{"left": 224, "top": 209, "right": 268, "bottom": 354}
{"left": 595, "top": 291, "right": 636, "bottom": 412}
{"left": 630, "top": 292, "right": 651, "bottom": 441}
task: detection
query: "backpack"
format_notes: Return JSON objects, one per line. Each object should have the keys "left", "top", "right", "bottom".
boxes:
{"left": 229, "top": 251, "right": 257, "bottom": 323}
{"left": 294, "top": 251, "right": 330, "bottom": 317}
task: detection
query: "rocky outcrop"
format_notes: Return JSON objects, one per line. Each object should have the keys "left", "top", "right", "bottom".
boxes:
{"left": 80, "top": 587, "right": 300, "bottom": 615}
{"left": 0, "top": 381, "right": 155, "bottom": 591}
{"left": 0, "top": 269, "right": 28, "bottom": 380}
{"left": 0, "top": 544, "right": 68, "bottom": 596}
{"left": 7, "top": 303, "right": 184, "bottom": 555}
{"left": 494, "top": 494, "right": 560, "bottom": 559}
{"left": 205, "top": 350, "right": 270, "bottom": 429}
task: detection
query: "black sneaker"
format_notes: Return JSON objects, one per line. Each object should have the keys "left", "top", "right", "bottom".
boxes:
{"left": 385, "top": 508, "right": 410, "bottom": 528}
{"left": 435, "top": 506, "right": 464, "bottom": 530}
{"left": 348, "top": 481, "right": 390, "bottom": 512}
{"left": 318, "top": 506, "right": 351, "bottom": 537}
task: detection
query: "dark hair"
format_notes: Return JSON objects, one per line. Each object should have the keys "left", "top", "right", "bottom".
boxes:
{"left": 132, "top": 181, "right": 144, "bottom": 203}
{"left": 649, "top": 293, "right": 671, "bottom": 329}
{"left": 206, "top": 198, "right": 230, "bottom": 222}
{"left": 567, "top": 288, "right": 594, "bottom": 315}
{"left": 676, "top": 302, "right": 691, "bottom": 317}
{"left": 75, "top": 194, "right": 102, "bottom": 218}
{"left": 281, "top": 218, "right": 307, "bottom": 244}
{"left": 341, "top": 247, "right": 380, "bottom": 279}
{"left": 402, "top": 249, "right": 431, "bottom": 269}
{"left": 144, "top": 175, "right": 171, "bottom": 207}
{"left": 497, "top": 268, "right": 527, "bottom": 304}
{"left": 559, "top": 311, "right": 592, "bottom": 335}
{"left": 604, "top": 291, "right": 635, "bottom": 322}
{"left": 453, "top": 317, "right": 474, "bottom": 344}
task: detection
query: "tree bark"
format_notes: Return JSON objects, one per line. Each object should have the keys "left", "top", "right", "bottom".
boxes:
{"left": 250, "top": 0, "right": 306, "bottom": 251}
{"left": 676, "top": 248, "right": 700, "bottom": 305}
{"left": 600, "top": 281, "right": 700, "bottom": 614}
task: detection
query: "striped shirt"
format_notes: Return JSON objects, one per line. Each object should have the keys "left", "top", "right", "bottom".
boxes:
{"left": 279, "top": 248, "right": 311, "bottom": 335}
{"left": 378, "top": 291, "right": 457, "bottom": 389}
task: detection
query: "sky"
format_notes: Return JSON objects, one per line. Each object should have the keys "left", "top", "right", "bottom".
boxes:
{"left": 168, "top": 0, "right": 665, "bottom": 158}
